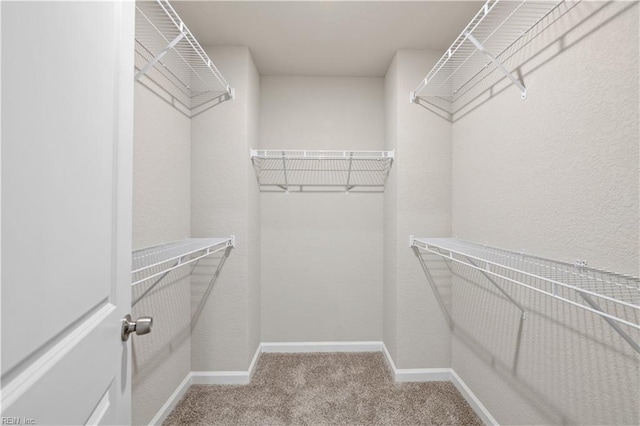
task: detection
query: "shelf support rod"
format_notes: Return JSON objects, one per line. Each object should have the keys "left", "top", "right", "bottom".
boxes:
{"left": 464, "top": 255, "right": 527, "bottom": 320}
{"left": 345, "top": 152, "right": 353, "bottom": 193}
{"left": 281, "top": 151, "right": 289, "bottom": 193}
{"left": 412, "top": 246, "right": 453, "bottom": 329}
{"left": 135, "top": 30, "right": 186, "bottom": 81}
{"left": 132, "top": 256, "right": 183, "bottom": 307}
{"left": 465, "top": 32, "right": 527, "bottom": 99}
{"left": 578, "top": 293, "right": 640, "bottom": 354}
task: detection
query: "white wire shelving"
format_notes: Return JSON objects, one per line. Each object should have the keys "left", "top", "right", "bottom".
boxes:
{"left": 410, "top": 0, "right": 563, "bottom": 103}
{"left": 131, "top": 237, "right": 234, "bottom": 306}
{"left": 135, "top": 0, "right": 234, "bottom": 111}
{"left": 410, "top": 237, "right": 640, "bottom": 353}
{"left": 250, "top": 149, "right": 395, "bottom": 193}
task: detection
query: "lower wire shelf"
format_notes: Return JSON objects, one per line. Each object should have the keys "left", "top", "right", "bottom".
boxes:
{"left": 131, "top": 237, "right": 235, "bottom": 306}
{"left": 410, "top": 237, "right": 640, "bottom": 352}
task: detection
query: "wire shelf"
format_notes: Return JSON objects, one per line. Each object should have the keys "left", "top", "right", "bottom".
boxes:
{"left": 410, "top": 0, "right": 562, "bottom": 103}
{"left": 250, "top": 149, "right": 395, "bottom": 193}
{"left": 134, "top": 0, "right": 233, "bottom": 109}
{"left": 410, "top": 237, "right": 640, "bottom": 338}
{"left": 132, "top": 237, "right": 234, "bottom": 287}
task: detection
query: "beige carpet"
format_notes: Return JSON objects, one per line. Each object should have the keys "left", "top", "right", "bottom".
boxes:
{"left": 164, "top": 352, "right": 483, "bottom": 425}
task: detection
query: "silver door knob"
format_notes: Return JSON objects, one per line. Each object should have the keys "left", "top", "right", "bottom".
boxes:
{"left": 121, "top": 314, "right": 153, "bottom": 341}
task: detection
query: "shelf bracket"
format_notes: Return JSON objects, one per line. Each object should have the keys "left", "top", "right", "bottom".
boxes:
{"left": 132, "top": 259, "right": 179, "bottom": 307}
{"left": 345, "top": 152, "right": 354, "bottom": 194}
{"left": 135, "top": 28, "right": 186, "bottom": 81}
{"left": 465, "top": 32, "right": 527, "bottom": 99}
{"left": 578, "top": 293, "right": 640, "bottom": 354}
{"left": 464, "top": 256, "right": 527, "bottom": 320}
{"left": 281, "top": 151, "right": 289, "bottom": 193}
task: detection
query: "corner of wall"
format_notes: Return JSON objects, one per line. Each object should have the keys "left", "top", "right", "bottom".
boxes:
{"left": 449, "top": 2, "right": 639, "bottom": 424}
{"left": 388, "top": 49, "right": 453, "bottom": 369}
{"left": 190, "top": 45, "right": 261, "bottom": 373}
{"left": 246, "top": 48, "right": 262, "bottom": 366}
{"left": 383, "top": 52, "right": 399, "bottom": 364}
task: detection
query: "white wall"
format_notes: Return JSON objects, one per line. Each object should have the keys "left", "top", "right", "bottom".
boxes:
{"left": 133, "top": 3, "right": 639, "bottom": 423}
{"left": 383, "top": 57, "right": 399, "bottom": 363}
{"left": 131, "top": 83, "right": 192, "bottom": 425}
{"left": 191, "top": 46, "right": 261, "bottom": 371}
{"left": 247, "top": 50, "right": 262, "bottom": 365}
{"left": 259, "top": 76, "right": 384, "bottom": 342}
{"left": 384, "top": 51, "right": 453, "bottom": 369}
{"left": 132, "top": 45, "right": 260, "bottom": 421}
{"left": 450, "top": 2, "right": 639, "bottom": 424}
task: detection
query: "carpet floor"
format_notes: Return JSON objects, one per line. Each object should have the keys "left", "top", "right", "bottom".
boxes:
{"left": 164, "top": 352, "right": 483, "bottom": 425}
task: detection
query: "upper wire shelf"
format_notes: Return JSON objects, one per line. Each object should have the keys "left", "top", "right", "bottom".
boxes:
{"left": 250, "top": 149, "right": 395, "bottom": 193}
{"left": 131, "top": 237, "right": 234, "bottom": 306}
{"left": 410, "top": 237, "right": 640, "bottom": 351}
{"left": 410, "top": 0, "right": 562, "bottom": 103}
{"left": 134, "top": 0, "right": 234, "bottom": 110}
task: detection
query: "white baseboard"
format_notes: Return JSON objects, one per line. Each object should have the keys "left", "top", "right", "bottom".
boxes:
{"left": 450, "top": 369, "right": 499, "bottom": 426}
{"left": 381, "top": 341, "right": 451, "bottom": 382}
{"left": 149, "top": 372, "right": 192, "bottom": 426}
{"left": 192, "top": 343, "right": 263, "bottom": 385}
{"left": 395, "top": 368, "right": 452, "bottom": 382}
{"left": 382, "top": 342, "right": 497, "bottom": 425}
{"left": 248, "top": 343, "right": 262, "bottom": 379}
{"left": 261, "top": 341, "right": 383, "bottom": 353}
{"left": 191, "top": 370, "right": 251, "bottom": 385}
{"left": 153, "top": 342, "right": 496, "bottom": 426}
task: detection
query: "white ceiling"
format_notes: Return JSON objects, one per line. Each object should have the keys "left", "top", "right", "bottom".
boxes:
{"left": 172, "top": 1, "right": 480, "bottom": 77}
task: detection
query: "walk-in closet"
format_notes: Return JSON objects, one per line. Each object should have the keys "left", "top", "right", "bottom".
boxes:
{"left": 2, "top": 0, "right": 638, "bottom": 425}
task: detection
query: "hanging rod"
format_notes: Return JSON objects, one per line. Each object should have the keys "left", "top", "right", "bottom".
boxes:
{"left": 410, "top": 237, "right": 640, "bottom": 353}
{"left": 250, "top": 149, "right": 394, "bottom": 193}
{"left": 410, "top": 0, "right": 563, "bottom": 103}
{"left": 134, "top": 0, "right": 234, "bottom": 109}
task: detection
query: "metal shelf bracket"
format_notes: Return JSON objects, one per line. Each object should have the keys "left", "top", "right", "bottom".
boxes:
{"left": 465, "top": 32, "right": 527, "bottom": 100}
{"left": 135, "top": 24, "right": 185, "bottom": 81}
{"left": 410, "top": 0, "right": 562, "bottom": 105}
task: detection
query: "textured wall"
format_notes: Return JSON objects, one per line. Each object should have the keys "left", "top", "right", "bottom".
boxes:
{"left": 450, "top": 2, "right": 639, "bottom": 424}
{"left": 191, "top": 46, "right": 261, "bottom": 371}
{"left": 384, "top": 51, "right": 453, "bottom": 369}
{"left": 383, "top": 56, "right": 399, "bottom": 362}
{"left": 259, "top": 76, "right": 384, "bottom": 342}
{"left": 131, "top": 83, "right": 192, "bottom": 425}
{"left": 247, "top": 53, "right": 262, "bottom": 365}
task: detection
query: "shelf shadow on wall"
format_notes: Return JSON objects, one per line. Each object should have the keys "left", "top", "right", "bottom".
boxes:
{"left": 451, "top": 261, "right": 639, "bottom": 424}
{"left": 131, "top": 246, "right": 233, "bottom": 389}
{"left": 411, "top": 248, "right": 563, "bottom": 424}
{"left": 414, "top": 97, "right": 453, "bottom": 122}
{"left": 412, "top": 247, "right": 454, "bottom": 329}
{"left": 412, "top": 247, "right": 640, "bottom": 424}
{"left": 131, "top": 267, "right": 193, "bottom": 389}
{"left": 414, "top": 0, "right": 636, "bottom": 123}
{"left": 135, "top": 59, "right": 232, "bottom": 119}
{"left": 191, "top": 246, "right": 233, "bottom": 329}
{"left": 412, "top": 247, "right": 526, "bottom": 372}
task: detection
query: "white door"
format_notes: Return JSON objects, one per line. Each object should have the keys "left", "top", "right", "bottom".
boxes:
{"left": 1, "top": 1, "right": 134, "bottom": 424}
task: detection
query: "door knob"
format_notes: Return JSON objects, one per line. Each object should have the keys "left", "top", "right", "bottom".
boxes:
{"left": 121, "top": 314, "right": 153, "bottom": 341}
